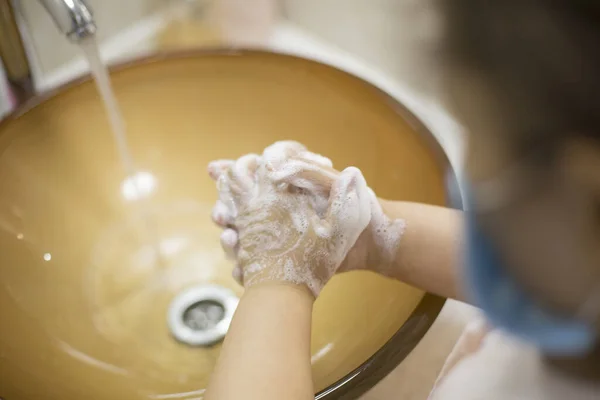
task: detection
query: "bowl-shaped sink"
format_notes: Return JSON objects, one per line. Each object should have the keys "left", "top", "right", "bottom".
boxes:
{"left": 0, "top": 50, "right": 456, "bottom": 399}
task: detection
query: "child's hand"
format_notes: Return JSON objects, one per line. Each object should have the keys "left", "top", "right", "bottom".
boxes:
{"left": 208, "top": 142, "right": 372, "bottom": 297}
{"left": 209, "top": 141, "right": 406, "bottom": 281}
{"left": 268, "top": 155, "right": 406, "bottom": 275}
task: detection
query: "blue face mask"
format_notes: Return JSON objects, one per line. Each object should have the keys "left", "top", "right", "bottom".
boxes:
{"left": 465, "top": 210, "right": 597, "bottom": 356}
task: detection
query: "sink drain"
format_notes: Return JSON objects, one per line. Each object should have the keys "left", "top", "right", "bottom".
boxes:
{"left": 168, "top": 285, "right": 239, "bottom": 346}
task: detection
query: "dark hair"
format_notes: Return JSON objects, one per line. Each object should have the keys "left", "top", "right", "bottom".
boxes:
{"left": 441, "top": 0, "right": 600, "bottom": 151}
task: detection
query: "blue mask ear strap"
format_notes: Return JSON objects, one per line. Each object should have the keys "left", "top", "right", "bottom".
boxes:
{"left": 465, "top": 211, "right": 596, "bottom": 356}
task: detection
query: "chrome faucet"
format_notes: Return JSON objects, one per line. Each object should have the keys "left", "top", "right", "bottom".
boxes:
{"left": 0, "top": 0, "right": 96, "bottom": 104}
{"left": 39, "top": 0, "right": 96, "bottom": 41}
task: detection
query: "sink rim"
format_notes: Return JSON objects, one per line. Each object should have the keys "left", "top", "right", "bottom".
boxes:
{"left": 0, "top": 48, "right": 463, "bottom": 400}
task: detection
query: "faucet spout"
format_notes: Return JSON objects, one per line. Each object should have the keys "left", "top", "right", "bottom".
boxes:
{"left": 0, "top": 0, "right": 97, "bottom": 107}
{"left": 39, "top": 0, "right": 96, "bottom": 42}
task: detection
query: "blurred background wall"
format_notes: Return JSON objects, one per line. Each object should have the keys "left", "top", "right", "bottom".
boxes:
{"left": 13, "top": 0, "right": 443, "bottom": 97}
{"left": 15, "top": 0, "right": 163, "bottom": 75}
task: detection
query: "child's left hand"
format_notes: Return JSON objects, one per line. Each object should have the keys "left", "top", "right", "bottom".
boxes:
{"left": 208, "top": 141, "right": 372, "bottom": 297}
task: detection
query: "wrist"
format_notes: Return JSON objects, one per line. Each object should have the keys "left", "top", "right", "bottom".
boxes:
{"left": 244, "top": 280, "right": 316, "bottom": 303}
{"left": 339, "top": 198, "right": 400, "bottom": 274}
{"left": 241, "top": 258, "right": 328, "bottom": 299}
{"left": 365, "top": 198, "right": 405, "bottom": 275}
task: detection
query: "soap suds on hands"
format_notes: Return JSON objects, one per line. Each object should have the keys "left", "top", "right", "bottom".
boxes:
{"left": 208, "top": 141, "right": 406, "bottom": 293}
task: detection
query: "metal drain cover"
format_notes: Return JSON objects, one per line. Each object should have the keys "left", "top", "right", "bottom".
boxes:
{"left": 168, "top": 285, "right": 239, "bottom": 346}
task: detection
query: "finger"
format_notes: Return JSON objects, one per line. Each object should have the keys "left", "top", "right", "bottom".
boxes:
{"left": 231, "top": 154, "right": 261, "bottom": 191}
{"left": 211, "top": 161, "right": 242, "bottom": 213}
{"left": 296, "top": 151, "right": 333, "bottom": 168}
{"left": 218, "top": 166, "right": 252, "bottom": 211}
{"left": 208, "top": 159, "right": 234, "bottom": 181}
{"left": 262, "top": 141, "right": 307, "bottom": 169}
{"left": 220, "top": 153, "right": 263, "bottom": 197}
{"left": 220, "top": 228, "right": 239, "bottom": 260}
{"left": 211, "top": 200, "right": 234, "bottom": 227}
{"left": 324, "top": 167, "right": 372, "bottom": 253}
{"left": 216, "top": 172, "right": 239, "bottom": 218}
{"left": 268, "top": 158, "right": 339, "bottom": 193}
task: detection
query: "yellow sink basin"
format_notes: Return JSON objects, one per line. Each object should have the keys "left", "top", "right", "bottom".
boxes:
{"left": 0, "top": 51, "right": 456, "bottom": 399}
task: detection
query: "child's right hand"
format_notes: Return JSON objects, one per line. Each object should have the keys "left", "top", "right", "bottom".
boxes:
{"left": 269, "top": 155, "right": 406, "bottom": 275}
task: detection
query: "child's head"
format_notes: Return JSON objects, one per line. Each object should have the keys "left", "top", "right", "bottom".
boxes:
{"left": 440, "top": 0, "right": 600, "bottom": 341}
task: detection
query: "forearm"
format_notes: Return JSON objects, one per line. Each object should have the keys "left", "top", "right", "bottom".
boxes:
{"left": 380, "top": 200, "right": 466, "bottom": 302}
{"left": 204, "top": 283, "right": 315, "bottom": 400}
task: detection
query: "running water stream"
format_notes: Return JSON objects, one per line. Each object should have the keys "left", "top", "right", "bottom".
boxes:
{"left": 79, "top": 37, "right": 165, "bottom": 265}
{"left": 79, "top": 37, "right": 136, "bottom": 176}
